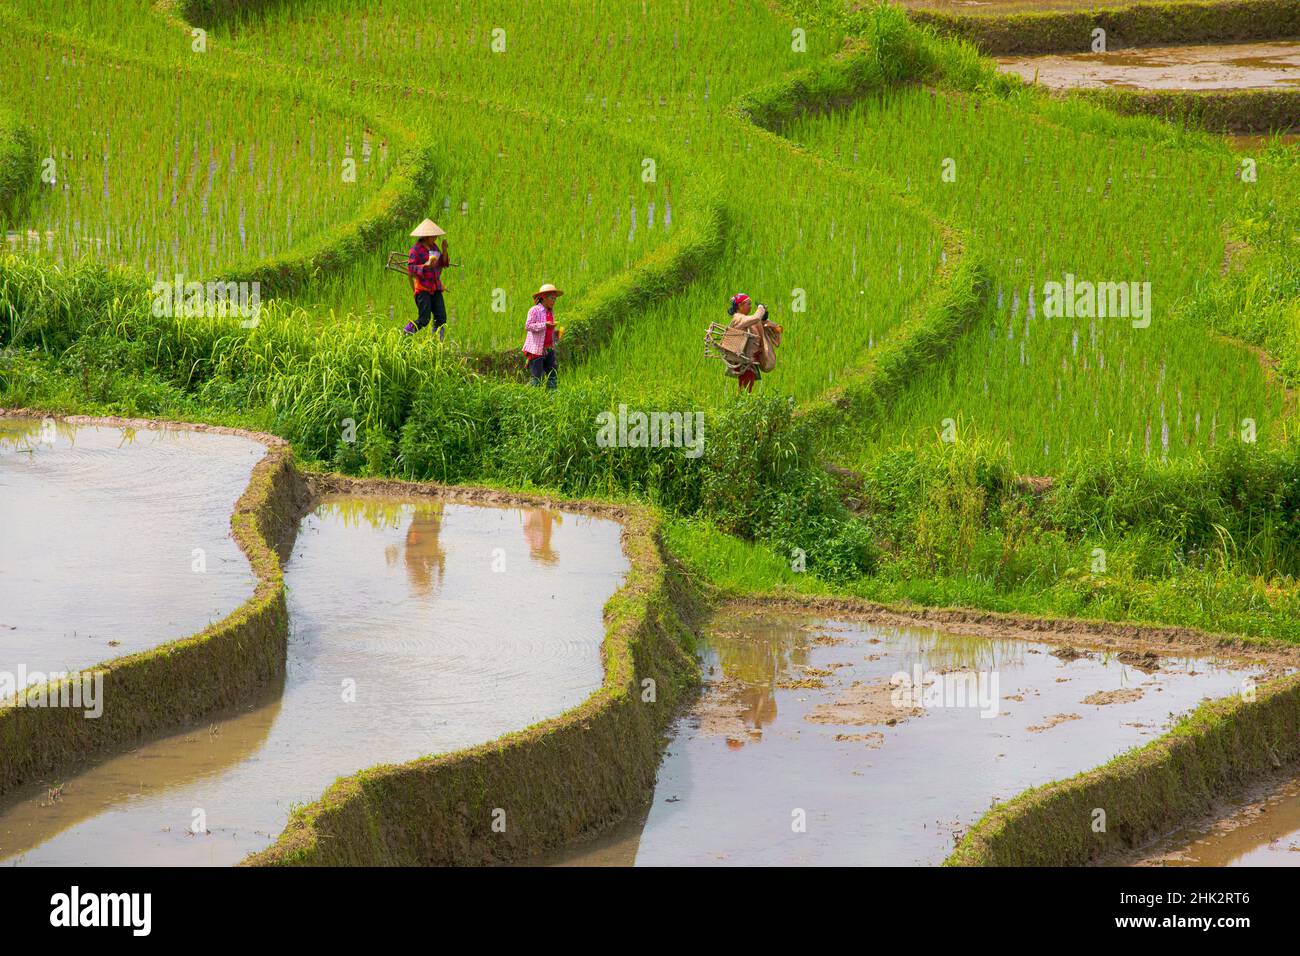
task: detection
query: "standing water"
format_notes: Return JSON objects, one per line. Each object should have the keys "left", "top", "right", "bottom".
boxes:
{"left": 997, "top": 42, "right": 1300, "bottom": 92}
{"left": 1134, "top": 775, "right": 1300, "bottom": 866}
{"left": 545, "top": 610, "right": 1268, "bottom": 866}
{"left": 0, "top": 418, "right": 266, "bottom": 677}
{"left": 0, "top": 496, "right": 627, "bottom": 865}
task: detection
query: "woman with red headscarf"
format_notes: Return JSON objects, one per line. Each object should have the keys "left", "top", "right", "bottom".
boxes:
{"left": 723, "top": 293, "right": 783, "bottom": 393}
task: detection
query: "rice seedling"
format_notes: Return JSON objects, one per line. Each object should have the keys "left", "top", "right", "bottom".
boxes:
{"left": 296, "top": 106, "right": 693, "bottom": 355}
{"left": 786, "top": 85, "right": 1292, "bottom": 469}
{"left": 5, "top": 0, "right": 1293, "bottom": 461}
{"left": 215, "top": 0, "right": 844, "bottom": 124}
{"left": 0, "top": 24, "right": 390, "bottom": 280}
{"left": 566, "top": 124, "right": 943, "bottom": 405}
{"left": 194, "top": 0, "right": 945, "bottom": 392}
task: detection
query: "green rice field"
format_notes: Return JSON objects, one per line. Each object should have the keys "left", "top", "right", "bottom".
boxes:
{"left": 4, "top": 0, "right": 1300, "bottom": 882}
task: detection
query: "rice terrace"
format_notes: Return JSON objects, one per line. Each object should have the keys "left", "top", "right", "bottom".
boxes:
{"left": 0, "top": 0, "right": 1298, "bottom": 927}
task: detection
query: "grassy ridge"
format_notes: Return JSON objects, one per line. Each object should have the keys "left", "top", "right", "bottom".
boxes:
{"left": 1078, "top": 87, "right": 1300, "bottom": 135}
{"left": 907, "top": 0, "right": 1300, "bottom": 55}
{"left": 245, "top": 501, "right": 701, "bottom": 866}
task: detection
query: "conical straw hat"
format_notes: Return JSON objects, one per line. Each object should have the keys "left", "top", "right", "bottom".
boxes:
{"left": 410, "top": 218, "right": 446, "bottom": 238}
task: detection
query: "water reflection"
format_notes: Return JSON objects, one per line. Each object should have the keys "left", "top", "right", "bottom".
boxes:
{"left": 0, "top": 418, "right": 263, "bottom": 675}
{"left": 0, "top": 495, "right": 628, "bottom": 865}
{"left": 548, "top": 610, "right": 1263, "bottom": 866}
{"left": 522, "top": 508, "right": 562, "bottom": 565}
{"left": 1138, "top": 775, "right": 1300, "bottom": 867}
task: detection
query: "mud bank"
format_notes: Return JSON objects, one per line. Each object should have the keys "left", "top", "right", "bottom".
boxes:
{"left": 907, "top": 0, "right": 1300, "bottom": 56}
{"left": 1130, "top": 771, "right": 1300, "bottom": 865}
{"left": 0, "top": 495, "right": 632, "bottom": 864}
{"left": 542, "top": 607, "right": 1271, "bottom": 865}
{"left": 0, "top": 410, "right": 304, "bottom": 801}
{"left": 998, "top": 41, "right": 1300, "bottom": 90}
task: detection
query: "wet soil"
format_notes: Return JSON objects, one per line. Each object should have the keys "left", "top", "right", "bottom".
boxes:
{"left": 543, "top": 608, "right": 1269, "bottom": 865}
{"left": 998, "top": 41, "right": 1300, "bottom": 91}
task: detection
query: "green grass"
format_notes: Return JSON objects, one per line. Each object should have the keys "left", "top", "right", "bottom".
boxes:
{"left": 293, "top": 106, "right": 694, "bottom": 354}
{"left": 0, "top": 20, "right": 388, "bottom": 280}
{"left": 786, "top": 84, "right": 1292, "bottom": 470}
{"left": 208, "top": 0, "right": 946, "bottom": 396}
{"left": 0, "top": 104, "right": 36, "bottom": 227}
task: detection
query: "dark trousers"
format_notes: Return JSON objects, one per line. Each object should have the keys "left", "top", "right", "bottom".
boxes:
{"left": 527, "top": 349, "right": 557, "bottom": 389}
{"left": 404, "top": 290, "right": 447, "bottom": 336}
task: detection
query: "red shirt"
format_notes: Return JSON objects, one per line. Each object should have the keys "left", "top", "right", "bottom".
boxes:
{"left": 407, "top": 243, "right": 446, "bottom": 294}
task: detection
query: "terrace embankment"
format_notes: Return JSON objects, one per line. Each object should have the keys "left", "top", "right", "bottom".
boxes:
{"left": 1128, "top": 771, "right": 1300, "bottom": 865}
{"left": 903, "top": 0, "right": 1300, "bottom": 55}
{"left": 948, "top": 663, "right": 1300, "bottom": 864}
{"left": 0, "top": 427, "right": 701, "bottom": 865}
{"left": 0, "top": 489, "right": 658, "bottom": 864}
{"left": 0, "top": 410, "right": 305, "bottom": 802}
{"left": 997, "top": 41, "right": 1300, "bottom": 132}
{"left": 539, "top": 602, "right": 1290, "bottom": 865}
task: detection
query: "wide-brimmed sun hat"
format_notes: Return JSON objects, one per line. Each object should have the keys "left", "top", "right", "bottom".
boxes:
{"left": 410, "top": 218, "right": 447, "bottom": 238}
{"left": 533, "top": 283, "right": 564, "bottom": 301}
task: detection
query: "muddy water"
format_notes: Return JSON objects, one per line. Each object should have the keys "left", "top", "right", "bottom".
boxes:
{"left": 998, "top": 41, "right": 1300, "bottom": 91}
{"left": 0, "top": 418, "right": 265, "bottom": 679}
{"left": 546, "top": 611, "right": 1263, "bottom": 866}
{"left": 1136, "top": 775, "right": 1300, "bottom": 866}
{"left": 0, "top": 496, "right": 627, "bottom": 865}
{"left": 1227, "top": 131, "right": 1300, "bottom": 150}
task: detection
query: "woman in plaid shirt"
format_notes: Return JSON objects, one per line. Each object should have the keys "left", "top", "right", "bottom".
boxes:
{"left": 522, "top": 283, "right": 563, "bottom": 388}
{"left": 402, "top": 218, "right": 451, "bottom": 340}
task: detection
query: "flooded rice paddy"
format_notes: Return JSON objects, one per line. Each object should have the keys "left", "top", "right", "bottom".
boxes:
{"left": 0, "top": 495, "right": 627, "bottom": 865}
{"left": 998, "top": 41, "right": 1300, "bottom": 91}
{"left": 1135, "top": 774, "right": 1300, "bottom": 867}
{"left": 545, "top": 611, "right": 1267, "bottom": 866}
{"left": 0, "top": 418, "right": 265, "bottom": 678}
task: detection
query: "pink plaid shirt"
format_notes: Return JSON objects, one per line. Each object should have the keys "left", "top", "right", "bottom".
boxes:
{"left": 522, "top": 303, "right": 554, "bottom": 356}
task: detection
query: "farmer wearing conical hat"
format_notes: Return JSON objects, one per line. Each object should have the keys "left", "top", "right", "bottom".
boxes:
{"left": 403, "top": 218, "right": 451, "bottom": 340}
{"left": 522, "top": 283, "right": 563, "bottom": 389}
